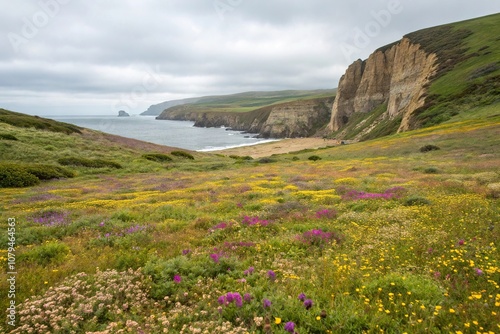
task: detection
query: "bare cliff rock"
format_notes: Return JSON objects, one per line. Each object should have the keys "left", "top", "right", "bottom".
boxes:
{"left": 328, "top": 37, "right": 438, "bottom": 137}
{"left": 156, "top": 98, "right": 333, "bottom": 138}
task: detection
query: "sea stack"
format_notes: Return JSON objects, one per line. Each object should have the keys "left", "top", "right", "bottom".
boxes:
{"left": 118, "top": 110, "right": 130, "bottom": 117}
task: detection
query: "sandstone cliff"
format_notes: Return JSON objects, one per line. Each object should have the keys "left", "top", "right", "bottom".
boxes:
{"left": 157, "top": 98, "right": 333, "bottom": 138}
{"left": 328, "top": 37, "right": 438, "bottom": 138}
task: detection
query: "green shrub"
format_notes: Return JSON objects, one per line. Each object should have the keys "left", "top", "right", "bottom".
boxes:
{"left": 142, "top": 153, "right": 173, "bottom": 162}
{"left": 258, "top": 157, "right": 276, "bottom": 164}
{"left": 420, "top": 144, "right": 441, "bottom": 152}
{"left": 19, "top": 241, "right": 71, "bottom": 266}
{"left": 58, "top": 157, "right": 122, "bottom": 169}
{"left": 24, "top": 164, "right": 75, "bottom": 180}
{"left": 0, "top": 163, "right": 40, "bottom": 187}
{"left": 171, "top": 150, "right": 195, "bottom": 160}
{"left": 424, "top": 166, "right": 440, "bottom": 174}
{"left": 308, "top": 155, "right": 322, "bottom": 161}
{"left": 229, "top": 155, "right": 253, "bottom": 160}
{"left": 404, "top": 195, "right": 432, "bottom": 206}
{"left": 0, "top": 133, "right": 18, "bottom": 140}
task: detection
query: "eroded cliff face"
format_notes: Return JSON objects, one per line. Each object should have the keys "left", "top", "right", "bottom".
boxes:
{"left": 157, "top": 98, "right": 333, "bottom": 138}
{"left": 328, "top": 37, "right": 438, "bottom": 136}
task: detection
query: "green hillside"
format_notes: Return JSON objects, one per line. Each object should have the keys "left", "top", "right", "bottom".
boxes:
{"left": 409, "top": 13, "right": 500, "bottom": 127}
{"left": 158, "top": 89, "right": 336, "bottom": 115}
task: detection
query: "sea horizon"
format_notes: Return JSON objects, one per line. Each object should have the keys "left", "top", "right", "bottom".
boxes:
{"left": 50, "top": 114, "right": 280, "bottom": 152}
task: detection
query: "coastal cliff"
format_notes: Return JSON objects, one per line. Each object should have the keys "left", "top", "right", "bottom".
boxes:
{"left": 157, "top": 97, "right": 333, "bottom": 138}
{"left": 327, "top": 37, "right": 438, "bottom": 138}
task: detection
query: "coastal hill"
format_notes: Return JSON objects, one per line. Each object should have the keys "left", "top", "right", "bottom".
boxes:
{"left": 328, "top": 12, "right": 499, "bottom": 141}
{"left": 155, "top": 13, "right": 499, "bottom": 140}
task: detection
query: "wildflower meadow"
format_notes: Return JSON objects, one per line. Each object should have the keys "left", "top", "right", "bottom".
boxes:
{"left": 0, "top": 118, "right": 499, "bottom": 333}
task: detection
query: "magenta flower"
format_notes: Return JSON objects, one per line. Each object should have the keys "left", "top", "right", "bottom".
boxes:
{"left": 298, "top": 293, "right": 306, "bottom": 301}
{"left": 475, "top": 268, "right": 484, "bottom": 276}
{"left": 458, "top": 239, "right": 465, "bottom": 246}
{"left": 267, "top": 270, "right": 276, "bottom": 281}
{"left": 244, "top": 293, "right": 253, "bottom": 302}
{"left": 173, "top": 274, "right": 181, "bottom": 284}
{"left": 304, "top": 299, "right": 313, "bottom": 310}
{"left": 244, "top": 266, "right": 255, "bottom": 275}
{"left": 210, "top": 253, "right": 222, "bottom": 263}
{"left": 182, "top": 249, "right": 191, "bottom": 255}
{"left": 263, "top": 298, "right": 272, "bottom": 308}
{"left": 218, "top": 295, "right": 227, "bottom": 305}
{"left": 284, "top": 321, "right": 296, "bottom": 333}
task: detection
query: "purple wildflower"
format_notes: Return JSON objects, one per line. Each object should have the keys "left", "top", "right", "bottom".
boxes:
{"left": 284, "top": 321, "right": 295, "bottom": 333}
{"left": 263, "top": 298, "right": 272, "bottom": 308}
{"left": 244, "top": 293, "right": 253, "bottom": 302}
{"left": 267, "top": 270, "right": 276, "bottom": 281}
{"left": 304, "top": 299, "right": 313, "bottom": 310}
{"left": 218, "top": 295, "right": 227, "bottom": 305}
{"left": 458, "top": 239, "right": 465, "bottom": 246}
{"left": 226, "top": 293, "right": 235, "bottom": 303}
{"left": 99, "top": 221, "right": 105, "bottom": 227}
{"left": 244, "top": 266, "right": 255, "bottom": 275}
{"left": 210, "top": 253, "right": 222, "bottom": 263}
{"left": 315, "top": 208, "right": 337, "bottom": 219}
{"left": 474, "top": 268, "right": 484, "bottom": 276}
{"left": 233, "top": 293, "right": 243, "bottom": 308}
{"left": 173, "top": 274, "right": 181, "bottom": 284}
{"left": 298, "top": 293, "right": 306, "bottom": 301}
{"left": 182, "top": 249, "right": 191, "bottom": 255}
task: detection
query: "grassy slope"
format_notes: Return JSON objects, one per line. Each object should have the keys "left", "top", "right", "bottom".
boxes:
{"left": 409, "top": 13, "right": 500, "bottom": 127}
{"left": 159, "top": 89, "right": 336, "bottom": 115}
{"left": 0, "top": 109, "right": 499, "bottom": 332}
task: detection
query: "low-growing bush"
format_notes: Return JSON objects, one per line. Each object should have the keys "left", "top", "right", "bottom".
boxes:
{"left": 58, "top": 157, "right": 122, "bottom": 169}
{"left": 24, "top": 164, "right": 75, "bottom": 180}
{"left": 0, "top": 164, "right": 40, "bottom": 187}
{"left": 0, "top": 133, "right": 18, "bottom": 140}
{"left": 18, "top": 241, "right": 71, "bottom": 266}
{"left": 258, "top": 157, "right": 276, "bottom": 164}
{"left": 308, "top": 155, "right": 322, "bottom": 161}
{"left": 404, "top": 195, "right": 432, "bottom": 206}
{"left": 142, "top": 153, "right": 173, "bottom": 162}
{"left": 171, "top": 150, "right": 195, "bottom": 160}
{"left": 424, "top": 166, "right": 440, "bottom": 174}
{"left": 420, "top": 144, "right": 441, "bottom": 152}
{"left": 229, "top": 155, "right": 253, "bottom": 160}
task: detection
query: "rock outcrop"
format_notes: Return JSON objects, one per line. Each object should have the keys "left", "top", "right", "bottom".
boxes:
{"left": 157, "top": 98, "right": 333, "bottom": 138}
{"left": 327, "top": 37, "right": 438, "bottom": 136}
{"left": 118, "top": 110, "right": 130, "bottom": 117}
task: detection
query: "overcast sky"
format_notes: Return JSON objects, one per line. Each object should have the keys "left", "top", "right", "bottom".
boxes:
{"left": 1, "top": 1, "right": 498, "bottom": 116}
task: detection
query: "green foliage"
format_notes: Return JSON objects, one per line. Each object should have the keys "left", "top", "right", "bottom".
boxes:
{"left": 24, "top": 164, "right": 75, "bottom": 180}
{"left": 229, "top": 155, "right": 253, "bottom": 161}
{"left": 19, "top": 241, "right": 71, "bottom": 266}
{"left": 0, "top": 108, "right": 82, "bottom": 134}
{"left": 0, "top": 162, "right": 72, "bottom": 188}
{"left": 424, "top": 166, "right": 440, "bottom": 174}
{"left": 0, "top": 133, "right": 18, "bottom": 140}
{"left": 420, "top": 144, "right": 441, "bottom": 152}
{"left": 0, "top": 163, "right": 40, "bottom": 187}
{"left": 404, "top": 195, "right": 432, "bottom": 206}
{"left": 142, "top": 153, "right": 173, "bottom": 162}
{"left": 308, "top": 155, "right": 322, "bottom": 161}
{"left": 58, "top": 157, "right": 122, "bottom": 169}
{"left": 171, "top": 150, "right": 195, "bottom": 160}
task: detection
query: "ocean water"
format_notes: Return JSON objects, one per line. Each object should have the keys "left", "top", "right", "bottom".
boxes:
{"left": 51, "top": 115, "right": 278, "bottom": 151}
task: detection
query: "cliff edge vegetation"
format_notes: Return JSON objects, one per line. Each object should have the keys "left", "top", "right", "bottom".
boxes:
{"left": 327, "top": 13, "right": 500, "bottom": 141}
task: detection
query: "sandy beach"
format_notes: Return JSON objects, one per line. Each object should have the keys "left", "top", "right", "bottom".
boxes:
{"left": 212, "top": 138, "right": 340, "bottom": 158}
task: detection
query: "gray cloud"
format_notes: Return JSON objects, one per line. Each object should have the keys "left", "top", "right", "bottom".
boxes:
{"left": 0, "top": 0, "right": 498, "bottom": 115}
